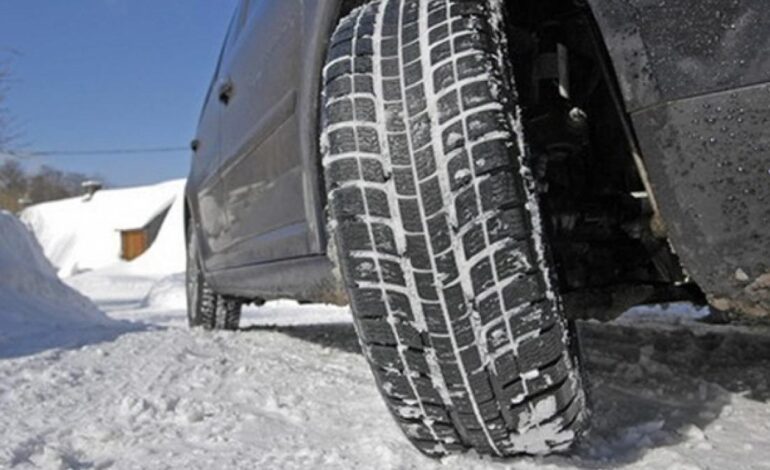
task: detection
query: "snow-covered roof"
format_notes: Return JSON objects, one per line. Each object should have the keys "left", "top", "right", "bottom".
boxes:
{"left": 21, "top": 179, "right": 186, "bottom": 277}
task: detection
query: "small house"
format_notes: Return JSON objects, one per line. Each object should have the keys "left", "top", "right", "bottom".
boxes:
{"left": 117, "top": 203, "right": 172, "bottom": 261}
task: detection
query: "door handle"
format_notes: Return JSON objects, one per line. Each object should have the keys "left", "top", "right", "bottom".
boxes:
{"left": 218, "top": 78, "right": 235, "bottom": 105}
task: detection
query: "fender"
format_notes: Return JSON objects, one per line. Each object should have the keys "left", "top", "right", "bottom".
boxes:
{"left": 587, "top": 0, "right": 770, "bottom": 315}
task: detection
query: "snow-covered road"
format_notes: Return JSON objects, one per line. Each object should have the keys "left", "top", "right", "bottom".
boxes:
{"left": 2, "top": 269, "right": 770, "bottom": 469}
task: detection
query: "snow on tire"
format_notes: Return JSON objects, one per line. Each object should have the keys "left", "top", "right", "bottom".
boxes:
{"left": 321, "top": 0, "right": 587, "bottom": 457}
{"left": 186, "top": 225, "right": 242, "bottom": 331}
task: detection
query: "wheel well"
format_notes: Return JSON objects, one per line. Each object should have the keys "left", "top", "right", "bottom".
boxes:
{"left": 501, "top": 0, "right": 701, "bottom": 318}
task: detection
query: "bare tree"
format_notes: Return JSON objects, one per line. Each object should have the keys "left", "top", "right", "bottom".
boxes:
{"left": 0, "top": 161, "right": 104, "bottom": 212}
{"left": 0, "top": 51, "right": 17, "bottom": 150}
{"left": 0, "top": 160, "right": 26, "bottom": 212}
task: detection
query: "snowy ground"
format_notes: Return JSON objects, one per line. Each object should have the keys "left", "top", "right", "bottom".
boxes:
{"left": 2, "top": 266, "right": 770, "bottom": 469}
{"left": 4, "top": 188, "right": 770, "bottom": 469}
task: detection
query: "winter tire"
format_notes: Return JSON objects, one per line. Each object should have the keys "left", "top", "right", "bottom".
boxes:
{"left": 321, "top": 0, "right": 587, "bottom": 457}
{"left": 186, "top": 224, "right": 242, "bottom": 331}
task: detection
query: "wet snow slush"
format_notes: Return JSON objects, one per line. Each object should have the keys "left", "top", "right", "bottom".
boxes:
{"left": 2, "top": 269, "right": 770, "bottom": 469}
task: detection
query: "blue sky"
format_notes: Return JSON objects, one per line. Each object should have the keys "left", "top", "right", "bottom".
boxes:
{"left": 0, "top": 0, "right": 238, "bottom": 187}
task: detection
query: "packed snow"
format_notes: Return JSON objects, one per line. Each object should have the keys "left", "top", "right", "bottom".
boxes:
{"left": 2, "top": 182, "right": 770, "bottom": 469}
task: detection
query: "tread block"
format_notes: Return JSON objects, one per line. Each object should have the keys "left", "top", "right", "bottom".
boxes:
{"left": 326, "top": 98, "right": 354, "bottom": 124}
{"left": 428, "top": 23, "right": 449, "bottom": 44}
{"left": 518, "top": 324, "right": 565, "bottom": 372}
{"left": 466, "top": 110, "right": 507, "bottom": 142}
{"left": 359, "top": 318, "right": 397, "bottom": 345}
{"left": 386, "top": 103, "right": 407, "bottom": 132}
{"left": 354, "top": 74, "right": 374, "bottom": 94}
{"left": 451, "top": 316, "right": 475, "bottom": 347}
{"left": 525, "top": 355, "right": 570, "bottom": 398}
{"left": 430, "top": 334, "right": 455, "bottom": 361}
{"left": 329, "top": 127, "right": 357, "bottom": 155}
{"left": 372, "top": 223, "right": 398, "bottom": 255}
{"left": 398, "top": 198, "right": 423, "bottom": 232}
{"left": 477, "top": 292, "right": 503, "bottom": 325}
{"left": 354, "top": 97, "right": 377, "bottom": 122}
{"left": 485, "top": 322, "right": 508, "bottom": 354}
{"left": 406, "top": 234, "right": 431, "bottom": 270}
{"left": 326, "top": 75, "right": 352, "bottom": 99}
{"left": 447, "top": 150, "right": 471, "bottom": 190}
{"left": 437, "top": 90, "right": 461, "bottom": 124}
{"left": 419, "top": 176, "right": 443, "bottom": 217}
{"left": 442, "top": 283, "right": 467, "bottom": 320}
{"left": 369, "top": 345, "right": 402, "bottom": 371}
{"left": 404, "top": 60, "right": 423, "bottom": 87}
{"left": 487, "top": 208, "right": 528, "bottom": 243}
{"left": 414, "top": 271, "right": 438, "bottom": 301}
{"left": 435, "top": 251, "right": 459, "bottom": 286}
{"left": 361, "top": 159, "right": 386, "bottom": 182}
{"left": 381, "top": 259, "right": 407, "bottom": 286}
{"left": 349, "top": 256, "right": 380, "bottom": 283}
{"left": 403, "top": 41, "right": 421, "bottom": 64}
{"left": 462, "top": 223, "right": 486, "bottom": 260}
{"left": 328, "top": 40, "right": 353, "bottom": 62}
{"left": 424, "top": 302, "right": 449, "bottom": 334}
{"left": 394, "top": 320, "right": 425, "bottom": 349}
{"left": 354, "top": 56, "right": 373, "bottom": 74}
{"left": 442, "top": 121, "right": 465, "bottom": 154}
{"left": 494, "top": 351, "right": 520, "bottom": 386}
{"left": 461, "top": 81, "right": 495, "bottom": 110}
{"left": 386, "top": 290, "right": 414, "bottom": 321}
{"left": 406, "top": 83, "right": 427, "bottom": 116}
{"left": 414, "top": 146, "right": 437, "bottom": 180}
{"left": 433, "top": 62, "right": 455, "bottom": 92}
{"left": 379, "top": 371, "right": 418, "bottom": 400}
{"left": 426, "top": 213, "right": 452, "bottom": 253}
{"left": 358, "top": 126, "right": 381, "bottom": 153}
{"left": 331, "top": 186, "right": 365, "bottom": 218}
{"left": 501, "top": 275, "right": 544, "bottom": 310}
{"left": 454, "top": 186, "right": 479, "bottom": 228}
{"left": 494, "top": 242, "right": 534, "bottom": 280}
{"left": 365, "top": 187, "right": 390, "bottom": 217}
{"left": 509, "top": 301, "right": 558, "bottom": 338}
{"left": 470, "top": 258, "right": 495, "bottom": 296}
{"left": 325, "top": 59, "right": 352, "bottom": 84}
{"left": 350, "top": 288, "right": 387, "bottom": 319}
{"left": 393, "top": 167, "right": 417, "bottom": 196}
{"left": 410, "top": 113, "right": 432, "bottom": 149}
{"left": 430, "top": 40, "right": 452, "bottom": 65}
{"left": 456, "top": 53, "right": 490, "bottom": 82}
{"left": 337, "top": 221, "right": 371, "bottom": 253}
{"left": 388, "top": 134, "right": 410, "bottom": 163}
{"left": 471, "top": 138, "right": 515, "bottom": 175}
{"left": 325, "top": 158, "right": 360, "bottom": 186}
{"left": 479, "top": 171, "right": 522, "bottom": 211}
{"left": 383, "top": 78, "right": 402, "bottom": 101}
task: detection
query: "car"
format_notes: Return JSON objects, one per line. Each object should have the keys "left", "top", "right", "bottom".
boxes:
{"left": 185, "top": 0, "right": 770, "bottom": 458}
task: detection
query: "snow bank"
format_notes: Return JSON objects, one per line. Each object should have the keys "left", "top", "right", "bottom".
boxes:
{"left": 0, "top": 211, "right": 119, "bottom": 357}
{"left": 21, "top": 179, "right": 186, "bottom": 277}
{"left": 140, "top": 273, "right": 188, "bottom": 310}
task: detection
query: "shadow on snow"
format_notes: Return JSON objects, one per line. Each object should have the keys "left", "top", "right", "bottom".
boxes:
{"left": 245, "top": 319, "right": 770, "bottom": 466}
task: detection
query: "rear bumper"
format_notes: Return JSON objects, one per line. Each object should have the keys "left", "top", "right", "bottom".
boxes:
{"left": 631, "top": 82, "right": 770, "bottom": 316}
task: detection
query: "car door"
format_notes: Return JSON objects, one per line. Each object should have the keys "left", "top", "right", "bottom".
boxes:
{"left": 189, "top": 12, "right": 241, "bottom": 271}
{"left": 217, "top": 0, "right": 308, "bottom": 267}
